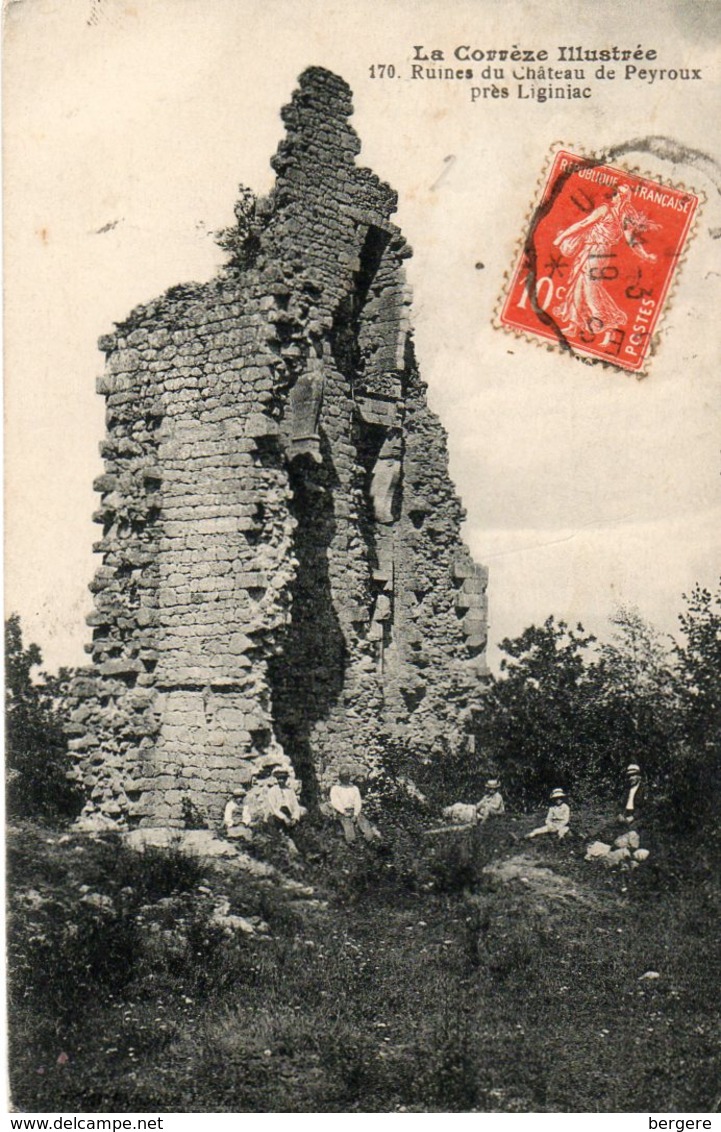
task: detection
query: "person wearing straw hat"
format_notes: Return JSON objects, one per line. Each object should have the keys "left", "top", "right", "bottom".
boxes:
{"left": 266, "top": 766, "right": 302, "bottom": 829}
{"left": 476, "top": 778, "right": 505, "bottom": 823}
{"left": 329, "top": 765, "right": 380, "bottom": 845}
{"left": 526, "top": 788, "right": 571, "bottom": 839}
{"left": 619, "top": 763, "right": 644, "bottom": 824}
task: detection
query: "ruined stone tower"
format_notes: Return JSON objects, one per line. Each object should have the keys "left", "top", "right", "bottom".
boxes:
{"left": 67, "top": 67, "right": 488, "bottom": 829}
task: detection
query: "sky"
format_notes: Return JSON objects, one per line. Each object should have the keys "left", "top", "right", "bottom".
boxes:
{"left": 4, "top": 0, "right": 721, "bottom": 673}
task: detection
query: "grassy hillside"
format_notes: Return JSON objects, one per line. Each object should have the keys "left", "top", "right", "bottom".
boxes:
{"left": 7, "top": 812, "right": 720, "bottom": 1113}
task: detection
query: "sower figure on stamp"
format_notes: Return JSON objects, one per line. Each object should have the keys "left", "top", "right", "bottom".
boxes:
{"left": 526, "top": 788, "right": 571, "bottom": 840}
{"left": 329, "top": 766, "right": 380, "bottom": 845}
{"left": 552, "top": 183, "right": 658, "bottom": 343}
{"left": 619, "top": 763, "right": 644, "bottom": 825}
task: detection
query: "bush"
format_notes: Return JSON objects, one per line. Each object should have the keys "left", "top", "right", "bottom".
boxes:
{"left": 5, "top": 614, "right": 82, "bottom": 822}
{"left": 7, "top": 833, "right": 211, "bottom": 1036}
{"left": 414, "top": 999, "right": 482, "bottom": 1111}
{"left": 215, "top": 186, "right": 272, "bottom": 271}
{"left": 8, "top": 891, "right": 141, "bottom": 1026}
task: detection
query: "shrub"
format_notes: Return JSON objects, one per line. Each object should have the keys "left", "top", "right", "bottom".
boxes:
{"left": 5, "top": 615, "right": 82, "bottom": 822}
{"left": 78, "top": 838, "right": 205, "bottom": 903}
{"left": 8, "top": 893, "right": 141, "bottom": 1026}
{"left": 181, "top": 796, "right": 208, "bottom": 830}
{"left": 215, "top": 186, "right": 273, "bottom": 271}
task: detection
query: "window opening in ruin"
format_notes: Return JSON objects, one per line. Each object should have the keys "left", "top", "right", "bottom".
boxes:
{"left": 354, "top": 225, "right": 391, "bottom": 314}
{"left": 329, "top": 225, "right": 390, "bottom": 380}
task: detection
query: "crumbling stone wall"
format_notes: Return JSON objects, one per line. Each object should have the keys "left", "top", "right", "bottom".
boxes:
{"left": 67, "top": 67, "right": 488, "bottom": 830}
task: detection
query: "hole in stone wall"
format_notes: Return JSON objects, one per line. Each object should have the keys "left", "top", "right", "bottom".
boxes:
{"left": 252, "top": 434, "right": 282, "bottom": 466}
{"left": 274, "top": 319, "right": 294, "bottom": 345}
{"left": 250, "top": 727, "right": 271, "bottom": 753}
{"left": 409, "top": 509, "right": 426, "bottom": 530}
{"left": 354, "top": 418, "right": 389, "bottom": 526}
{"left": 401, "top": 685, "right": 426, "bottom": 711}
{"left": 245, "top": 501, "right": 266, "bottom": 547}
{"left": 355, "top": 226, "right": 391, "bottom": 312}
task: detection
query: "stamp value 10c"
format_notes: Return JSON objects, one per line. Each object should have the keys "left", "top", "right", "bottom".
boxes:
{"left": 498, "top": 149, "right": 700, "bottom": 374}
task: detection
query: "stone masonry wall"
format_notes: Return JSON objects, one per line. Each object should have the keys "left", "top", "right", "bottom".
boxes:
{"left": 67, "top": 67, "right": 488, "bottom": 829}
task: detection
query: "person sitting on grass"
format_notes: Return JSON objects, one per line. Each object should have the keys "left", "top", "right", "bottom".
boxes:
{"left": 329, "top": 766, "right": 380, "bottom": 845}
{"left": 526, "top": 788, "right": 571, "bottom": 840}
{"left": 476, "top": 778, "right": 505, "bottom": 823}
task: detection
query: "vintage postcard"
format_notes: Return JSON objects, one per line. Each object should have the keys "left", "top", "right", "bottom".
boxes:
{"left": 4, "top": 0, "right": 720, "bottom": 1117}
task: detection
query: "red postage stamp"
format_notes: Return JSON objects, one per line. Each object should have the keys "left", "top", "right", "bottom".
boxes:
{"left": 498, "top": 149, "right": 700, "bottom": 374}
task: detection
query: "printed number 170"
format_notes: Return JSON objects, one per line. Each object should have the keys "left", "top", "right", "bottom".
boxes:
{"left": 369, "top": 65, "right": 396, "bottom": 78}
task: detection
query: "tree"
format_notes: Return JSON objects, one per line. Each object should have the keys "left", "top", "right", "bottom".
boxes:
{"left": 666, "top": 581, "right": 721, "bottom": 833}
{"left": 5, "top": 614, "right": 82, "bottom": 822}
{"left": 595, "top": 606, "right": 680, "bottom": 782}
{"left": 474, "top": 591, "right": 721, "bottom": 834}
{"left": 676, "top": 582, "right": 721, "bottom": 740}
{"left": 475, "top": 616, "right": 605, "bottom": 806}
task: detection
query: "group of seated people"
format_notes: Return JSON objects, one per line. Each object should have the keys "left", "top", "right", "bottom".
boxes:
{"left": 223, "top": 760, "right": 644, "bottom": 849}
{"left": 223, "top": 764, "right": 302, "bottom": 841}
{"left": 223, "top": 762, "right": 380, "bottom": 846}
{"left": 442, "top": 762, "right": 644, "bottom": 841}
